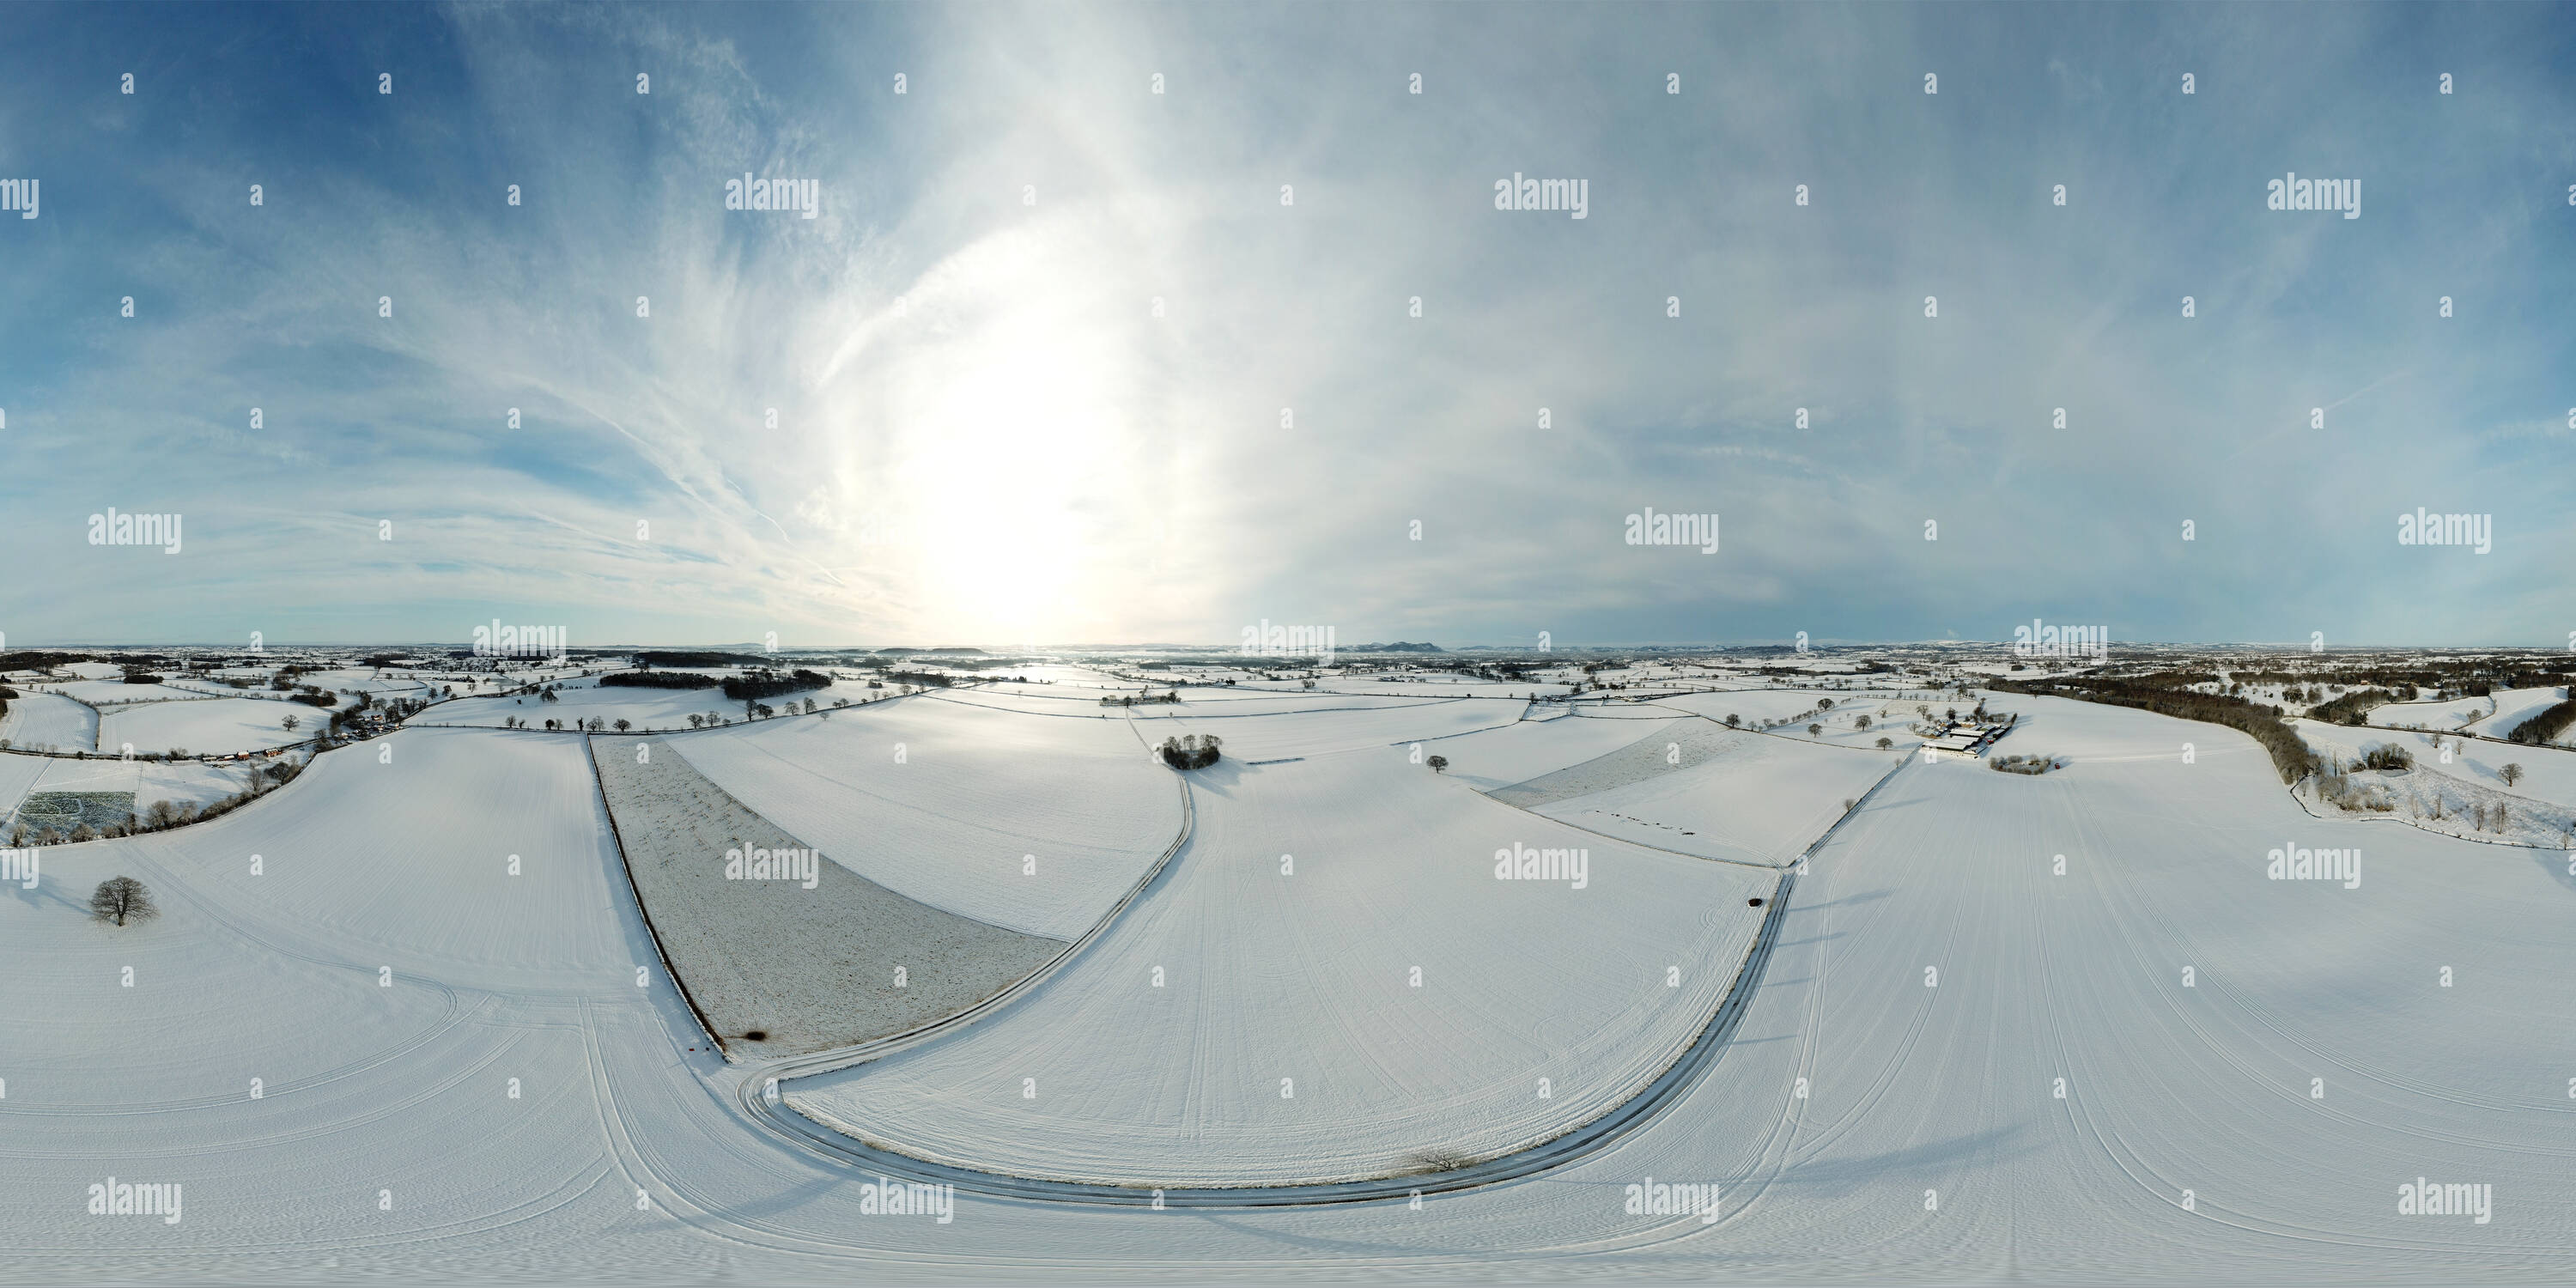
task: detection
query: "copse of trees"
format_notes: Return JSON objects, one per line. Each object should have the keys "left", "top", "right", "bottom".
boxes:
{"left": 601, "top": 671, "right": 721, "bottom": 690}
{"left": 722, "top": 668, "right": 831, "bottom": 702}
{"left": 635, "top": 650, "right": 765, "bottom": 668}
{"left": 2509, "top": 699, "right": 2576, "bottom": 746}
{"left": 2308, "top": 688, "right": 2399, "bottom": 726}
{"left": 1158, "top": 733, "right": 1222, "bottom": 769}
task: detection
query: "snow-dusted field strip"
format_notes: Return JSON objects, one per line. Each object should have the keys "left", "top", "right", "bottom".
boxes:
{"left": 784, "top": 748, "right": 1773, "bottom": 1187}
{"left": 1407, "top": 716, "right": 1686, "bottom": 792}
{"left": 51, "top": 681, "right": 211, "bottom": 705}
{"left": 1531, "top": 738, "right": 1907, "bottom": 867}
{"left": 670, "top": 701, "right": 1182, "bottom": 940}
{"left": 592, "top": 737, "right": 1064, "bottom": 1057}
{"left": 1072, "top": 698, "right": 1526, "bottom": 762}
{"left": 97, "top": 698, "right": 315, "bottom": 756}
{"left": 2373, "top": 693, "right": 2497, "bottom": 730}
{"left": 0, "top": 692, "right": 98, "bottom": 751}
{"left": 422, "top": 678, "right": 881, "bottom": 731}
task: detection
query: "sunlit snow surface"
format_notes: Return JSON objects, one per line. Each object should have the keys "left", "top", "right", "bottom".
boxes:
{"left": 3, "top": 699, "right": 2573, "bottom": 1280}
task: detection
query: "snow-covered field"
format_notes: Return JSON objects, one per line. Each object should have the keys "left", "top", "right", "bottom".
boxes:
{"left": 670, "top": 699, "right": 1182, "bottom": 940}
{"left": 1, "top": 756, "right": 260, "bottom": 833}
{"left": 6, "top": 696, "right": 2575, "bottom": 1280}
{"left": 1404, "top": 714, "right": 1692, "bottom": 792}
{"left": 594, "top": 736, "right": 1064, "bottom": 1055}
{"left": 98, "top": 698, "right": 316, "bottom": 756}
{"left": 1527, "top": 734, "right": 1903, "bottom": 866}
{"left": 2372, "top": 693, "right": 2497, "bottom": 730}
{"left": 786, "top": 747, "right": 1778, "bottom": 1187}
{"left": 0, "top": 692, "right": 98, "bottom": 751}
{"left": 2479, "top": 686, "right": 2569, "bottom": 740}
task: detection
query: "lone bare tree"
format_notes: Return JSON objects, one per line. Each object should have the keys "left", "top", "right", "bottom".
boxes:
{"left": 2501, "top": 762, "right": 2525, "bottom": 788}
{"left": 1427, "top": 754, "right": 1449, "bottom": 773}
{"left": 90, "top": 876, "right": 158, "bottom": 927}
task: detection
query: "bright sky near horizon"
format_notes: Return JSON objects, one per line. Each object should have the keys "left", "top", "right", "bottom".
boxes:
{"left": 2, "top": 3, "right": 2571, "bottom": 649}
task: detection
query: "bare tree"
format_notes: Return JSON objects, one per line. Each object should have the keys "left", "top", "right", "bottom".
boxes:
{"left": 90, "top": 876, "right": 158, "bottom": 927}
{"left": 281, "top": 713, "right": 299, "bottom": 732}
{"left": 1427, "top": 754, "right": 1449, "bottom": 773}
{"left": 1876, "top": 737, "right": 1894, "bottom": 750}
{"left": 2501, "top": 762, "right": 2525, "bottom": 788}
{"left": 613, "top": 719, "right": 631, "bottom": 732}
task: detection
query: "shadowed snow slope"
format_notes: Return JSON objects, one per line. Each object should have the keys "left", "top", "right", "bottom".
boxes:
{"left": 785, "top": 746, "right": 1776, "bottom": 1187}
{"left": 666, "top": 699, "right": 1182, "bottom": 940}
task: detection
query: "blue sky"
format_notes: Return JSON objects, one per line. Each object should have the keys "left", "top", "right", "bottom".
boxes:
{"left": 2, "top": 2, "right": 2571, "bottom": 649}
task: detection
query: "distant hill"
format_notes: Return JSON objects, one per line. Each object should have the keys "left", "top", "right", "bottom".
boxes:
{"left": 1352, "top": 641, "right": 1445, "bottom": 653}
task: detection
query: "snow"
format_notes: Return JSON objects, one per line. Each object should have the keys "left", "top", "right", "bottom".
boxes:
{"left": 785, "top": 747, "right": 1777, "bottom": 1186}
{"left": 2, "top": 756, "right": 260, "bottom": 833}
{"left": 2372, "top": 693, "right": 2496, "bottom": 730}
{"left": 421, "top": 678, "right": 883, "bottom": 731}
{"left": 52, "top": 680, "right": 209, "bottom": 705}
{"left": 2477, "top": 686, "right": 2569, "bottom": 740}
{"left": 1407, "top": 714, "right": 1695, "bottom": 792}
{"left": 1089, "top": 697, "right": 1525, "bottom": 762}
{"left": 668, "top": 699, "right": 1183, "bottom": 940}
{"left": 98, "top": 698, "right": 317, "bottom": 756}
{"left": 1510, "top": 726, "right": 1903, "bottom": 866}
{"left": 592, "top": 736, "right": 1064, "bottom": 1056}
{"left": 5, "top": 696, "right": 2575, "bottom": 1279}
{"left": 0, "top": 691, "right": 98, "bottom": 752}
